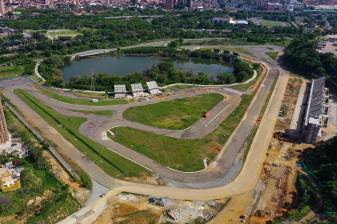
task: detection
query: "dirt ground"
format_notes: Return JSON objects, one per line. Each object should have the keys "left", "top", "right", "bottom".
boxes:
{"left": 42, "top": 151, "right": 90, "bottom": 205}
{"left": 249, "top": 138, "right": 310, "bottom": 224}
{"left": 95, "top": 193, "right": 229, "bottom": 224}
{"left": 94, "top": 195, "right": 162, "bottom": 224}
{"left": 275, "top": 77, "right": 303, "bottom": 131}
{"left": 208, "top": 191, "right": 254, "bottom": 224}
{"left": 249, "top": 76, "right": 312, "bottom": 223}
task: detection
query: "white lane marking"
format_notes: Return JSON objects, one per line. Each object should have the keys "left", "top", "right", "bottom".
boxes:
{"left": 204, "top": 104, "right": 230, "bottom": 127}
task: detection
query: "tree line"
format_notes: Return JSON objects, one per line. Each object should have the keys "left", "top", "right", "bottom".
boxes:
{"left": 283, "top": 36, "right": 337, "bottom": 83}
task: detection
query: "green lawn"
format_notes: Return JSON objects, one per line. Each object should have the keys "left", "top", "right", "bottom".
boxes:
{"left": 0, "top": 65, "right": 24, "bottom": 79}
{"left": 266, "top": 51, "right": 279, "bottom": 60}
{"left": 71, "top": 109, "right": 114, "bottom": 116}
{"left": 41, "top": 88, "right": 128, "bottom": 106}
{"left": 15, "top": 89, "right": 147, "bottom": 178}
{"left": 124, "top": 93, "right": 224, "bottom": 130}
{"left": 111, "top": 95, "right": 253, "bottom": 171}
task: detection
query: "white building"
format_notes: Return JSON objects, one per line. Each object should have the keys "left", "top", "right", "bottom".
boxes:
{"left": 114, "top": 84, "right": 127, "bottom": 98}
{"left": 131, "top": 83, "right": 145, "bottom": 97}
{"left": 146, "top": 81, "right": 161, "bottom": 95}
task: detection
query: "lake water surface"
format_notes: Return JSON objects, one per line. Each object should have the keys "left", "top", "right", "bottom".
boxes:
{"left": 63, "top": 55, "right": 233, "bottom": 81}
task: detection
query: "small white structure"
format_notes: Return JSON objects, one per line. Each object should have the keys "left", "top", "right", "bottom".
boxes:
{"left": 146, "top": 81, "right": 161, "bottom": 95}
{"left": 131, "top": 83, "right": 145, "bottom": 97}
{"left": 229, "top": 17, "right": 248, "bottom": 25}
{"left": 114, "top": 84, "right": 127, "bottom": 98}
{"left": 91, "top": 98, "right": 99, "bottom": 103}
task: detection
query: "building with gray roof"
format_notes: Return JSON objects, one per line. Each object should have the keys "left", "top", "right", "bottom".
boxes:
{"left": 146, "top": 81, "right": 161, "bottom": 95}
{"left": 114, "top": 84, "right": 127, "bottom": 98}
{"left": 131, "top": 83, "right": 144, "bottom": 97}
{"left": 303, "top": 77, "right": 329, "bottom": 143}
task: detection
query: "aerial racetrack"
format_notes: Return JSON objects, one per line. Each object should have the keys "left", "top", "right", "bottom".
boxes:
{"left": 5, "top": 45, "right": 268, "bottom": 182}
{"left": 0, "top": 41, "right": 287, "bottom": 224}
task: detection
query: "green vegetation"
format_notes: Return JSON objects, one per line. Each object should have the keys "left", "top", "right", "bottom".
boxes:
{"left": 230, "top": 63, "right": 261, "bottom": 91}
{"left": 1, "top": 106, "right": 80, "bottom": 224}
{"left": 281, "top": 137, "right": 337, "bottom": 223}
{"left": 266, "top": 51, "right": 279, "bottom": 60}
{"left": 15, "top": 89, "right": 147, "bottom": 178}
{"left": 124, "top": 93, "right": 223, "bottom": 130}
{"left": 39, "top": 55, "right": 70, "bottom": 86}
{"left": 41, "top": 88, "right": 128, "bottom": 106}
{"left": 111, "top": 95, "right": 253, "bottom": 171}
{"left": 0, "top": 156, "right": 80, "bottom": 224}
{"left": 0, "top": 66, "right": 24, "bottom": 79}
{"left": 284, "top": 36, "right": 337, "bottom": 83}
{"left": 71, "top": 109, "right": 114, "bottom": 116}
{"left": 162, "top": 84, "right": 195, "bottom": 92}
{"left": 45, "top": 29, "right": 81, "bottom": 40}
{"left": 0, "top": 9, "right": 300, "bottom": 58}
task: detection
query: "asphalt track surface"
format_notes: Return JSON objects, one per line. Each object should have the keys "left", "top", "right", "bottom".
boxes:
{"left": 0, "top": 43, "right": 288, "bottom": 223}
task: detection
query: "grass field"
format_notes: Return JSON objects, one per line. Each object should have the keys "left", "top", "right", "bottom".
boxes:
{"left": 15, "top": 89, "right": 147, "bottom": 178}
{"left": 0, "top": 65, "right": 24, "bottom": 79}
{"left": 71, "top": 109, "right": 114, "bottom": 116}
{"left": 266, "top": 51, "right": 279, "bottom": 60}
{"left": 111, "top": 95, "right": 253, "bottom": 171}
{"left": 250, "top": 18, "right": 290, "bottom": 28}
{"left": 124, "top": 93, "right": 224, "bottom": 130}
{"left": 41, "top": 88, "right": 128, "bottom": 106}
{"left": 46, "top": 29, "right": 81, "bottom": 40}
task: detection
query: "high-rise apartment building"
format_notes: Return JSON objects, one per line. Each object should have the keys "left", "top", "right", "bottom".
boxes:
{"left": 0, "top": 102, "right": 9, "bottom": 144}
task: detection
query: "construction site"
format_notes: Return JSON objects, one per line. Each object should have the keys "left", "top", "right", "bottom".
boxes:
{"left": 249, "top": 76, "right": 337, "bottom": 223}
{"left": 94, "top": 193, "right": 229, "bottom": 224}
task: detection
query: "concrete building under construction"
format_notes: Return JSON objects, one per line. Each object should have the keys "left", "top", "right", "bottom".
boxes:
{"left": 302, "top": 77, "right": 329, "bottom": 143}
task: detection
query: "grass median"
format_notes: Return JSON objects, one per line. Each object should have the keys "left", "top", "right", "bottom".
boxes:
{"left": 15, "top": 89, "right": 147, "bottom": 178}
{"left": 71, "top": 109, "right": 114, "bottom": 116}
{"left": 41, "top": 88, "right": 128, "bottom": 106}
{"left": 110, "top": 95, "right": 253, "bottom": 171}
{"left": 124, "top": 93, "right": 224, "bottom": 130}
